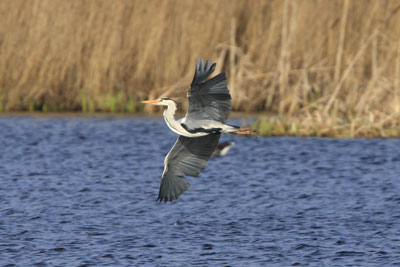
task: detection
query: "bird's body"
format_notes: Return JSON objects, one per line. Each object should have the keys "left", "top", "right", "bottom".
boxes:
{"left": 162, "top": 103, "right": 232, "bottom": 138}
{"left": 142, "top": 59, "right": 254, "bottom": 202}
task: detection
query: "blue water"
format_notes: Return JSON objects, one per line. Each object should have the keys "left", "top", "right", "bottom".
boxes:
{"left": 1, "top": 115, "right": 400, "bottom": 266}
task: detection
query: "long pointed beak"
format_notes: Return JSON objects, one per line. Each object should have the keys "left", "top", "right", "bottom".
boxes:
{"left": 142, "top": 99, "right": 161, "bottom": 104}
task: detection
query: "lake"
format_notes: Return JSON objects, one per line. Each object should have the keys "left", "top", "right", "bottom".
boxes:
{"left": 1, "top": 115, "right": 400, "bottom": 266}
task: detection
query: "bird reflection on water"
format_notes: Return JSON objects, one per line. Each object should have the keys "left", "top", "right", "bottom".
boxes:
{"left": 212, "top": 141, "right": 236, "bottom": 157}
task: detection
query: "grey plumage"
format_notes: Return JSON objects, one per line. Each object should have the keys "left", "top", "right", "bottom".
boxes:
{"left": 157, "top": 134, "right": 220, "bottom": 202}
{"left": 141, "top": 59, "right": 252, "bottom": 202}
{"left": 185, "top": 59, "right": 231, "bottom": 128}
{"left": 157, "top": 59, "right": 230, "bottom": 202}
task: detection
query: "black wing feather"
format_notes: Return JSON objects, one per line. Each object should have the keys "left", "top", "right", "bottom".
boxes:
{"left": 157, "top": 134, "right": 221, "bottom": 202}
{"left": 186, "top": 59, "right": 231, "bottom": 123}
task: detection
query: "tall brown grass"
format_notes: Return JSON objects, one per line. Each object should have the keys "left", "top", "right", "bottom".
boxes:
{"left": 1, "top": 0, "right": 400, "bottom": 136}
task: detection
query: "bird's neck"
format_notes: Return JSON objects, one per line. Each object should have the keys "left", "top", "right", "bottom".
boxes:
{"left": 163, "top": 102, "right": 179, "bottom": 129}
{"left": 163, "top": 102, "right": 177, "bottom": 119}
{"left": 162, "top": 102, "right": 206, "bottom": 137}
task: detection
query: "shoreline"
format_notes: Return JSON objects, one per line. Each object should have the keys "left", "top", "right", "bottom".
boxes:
{"left": 1, "top": 111, "right": 399, "bottom": 138}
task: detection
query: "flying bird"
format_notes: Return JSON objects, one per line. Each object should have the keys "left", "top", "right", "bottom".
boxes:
{"left": 142, "top": 59, "right": 254, "bottom": 202}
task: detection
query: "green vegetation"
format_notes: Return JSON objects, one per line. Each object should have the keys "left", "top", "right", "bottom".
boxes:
{"left": 0, "top": 0, "right": 400, "bottom": 137}
{"left": 254, "top": 115, "right": 400, "bottom": 138}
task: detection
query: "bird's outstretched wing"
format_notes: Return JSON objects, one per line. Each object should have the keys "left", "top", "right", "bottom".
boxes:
{"left": 185, "top": 59, "right": 231, "bottom": 124}
{"left": 157, "top": 133, "right": 221, "bottom": 202}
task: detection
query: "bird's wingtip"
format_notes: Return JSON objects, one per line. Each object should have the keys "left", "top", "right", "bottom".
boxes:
{"left": 157, "top": 174, "right": 190, "bottom": 204}
{"left": 156, "top": 195, "right": 178, "bottom": 203}
{"left": 192, "top": 58, "right": 218, "bottom": 85}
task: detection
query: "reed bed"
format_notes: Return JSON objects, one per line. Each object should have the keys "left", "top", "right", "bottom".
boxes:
{"left": 1, "top": 0, "right": 400, "bottom": 137}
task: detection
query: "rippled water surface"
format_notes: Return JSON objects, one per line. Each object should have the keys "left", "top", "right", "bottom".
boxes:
{"left": 1, "top": 115, "right": 400, "bottom": 266}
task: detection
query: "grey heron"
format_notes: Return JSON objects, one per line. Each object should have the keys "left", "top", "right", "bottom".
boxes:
{"left": 142, "top": 59, "right": 254, "bottom": 202}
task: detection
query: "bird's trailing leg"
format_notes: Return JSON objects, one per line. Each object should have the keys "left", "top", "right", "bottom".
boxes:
{"left": 232, "top": 128, "right": 256, "bottom": 136}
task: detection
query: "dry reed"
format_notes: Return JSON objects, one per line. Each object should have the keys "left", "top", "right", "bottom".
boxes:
{"left": 1, "top": 0, "right": 400, "bottom": 137}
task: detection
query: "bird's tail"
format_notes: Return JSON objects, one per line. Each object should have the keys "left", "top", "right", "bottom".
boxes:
{"left": 232, "top": 128, "right": 257, "bottom": 136}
